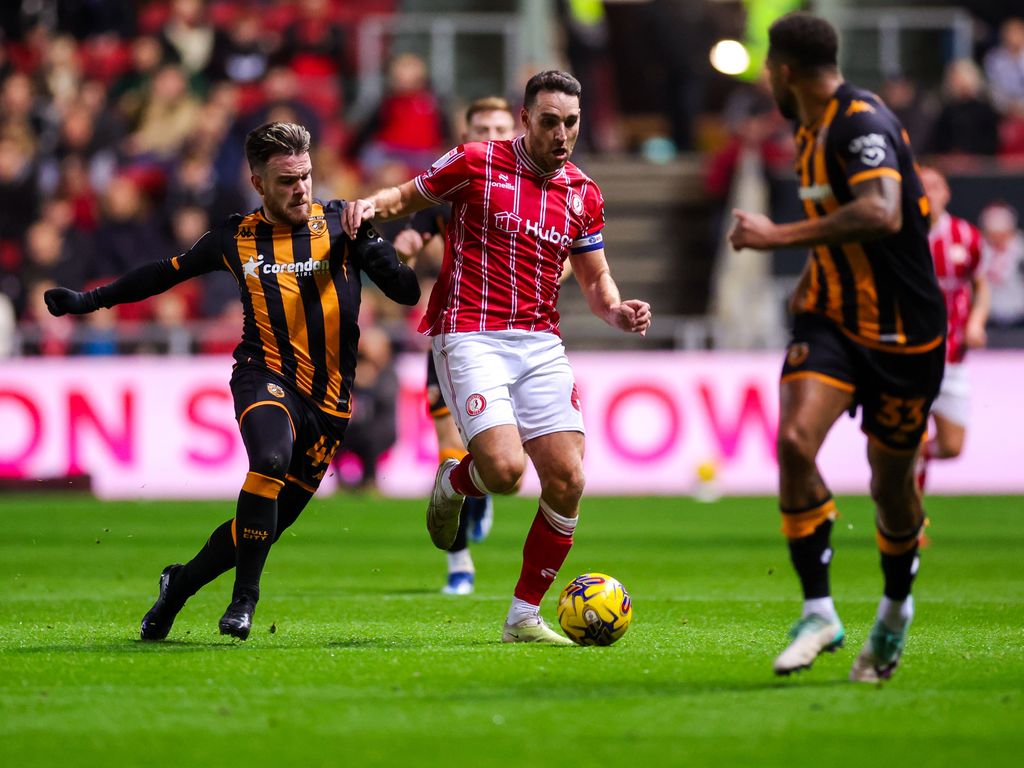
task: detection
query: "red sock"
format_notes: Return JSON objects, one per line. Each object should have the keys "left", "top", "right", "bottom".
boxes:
{"left": 449, "top": 455, "right": 485, "bottom": 497}
{"left": 513, "top": 506, "right": 575, "bottom": 605}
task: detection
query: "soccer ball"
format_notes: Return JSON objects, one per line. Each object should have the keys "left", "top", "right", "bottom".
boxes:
{"left": 556, "top": 572, "right": 632, "bottom": 646}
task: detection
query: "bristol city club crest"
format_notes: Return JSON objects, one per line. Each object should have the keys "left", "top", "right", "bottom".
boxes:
{"left": 571, "top": 193, "right": 584, "bottom": 216}
{"left": 466, "top": 393, "right": 487, "bottom": 416}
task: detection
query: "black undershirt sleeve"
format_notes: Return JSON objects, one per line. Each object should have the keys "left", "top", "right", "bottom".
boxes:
{"left": 91, "top": 230, "right": 225, "bottom": 309}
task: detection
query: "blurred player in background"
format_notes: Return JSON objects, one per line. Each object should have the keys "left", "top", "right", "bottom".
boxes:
{"left": 393, "top": 96, "right": 518, "bottom": 595}
{"left": 344, "top": 71, "right": 651, "bottom": 643}
{"left": 45, "top": 122, "right": 420, "bottom": 641}
{"left": 916, "top": 166, "right": 989, "bottom": 491}
{"left": 729, "top": 13, "right": 946, "bottom": 681}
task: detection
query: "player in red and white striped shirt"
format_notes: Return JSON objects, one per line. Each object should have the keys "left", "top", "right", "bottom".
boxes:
{"left": 344, "top": 70, "right": 651, "bottom": 643}
{"left": 918, "top": 167, "right": 990, "bottom": 490}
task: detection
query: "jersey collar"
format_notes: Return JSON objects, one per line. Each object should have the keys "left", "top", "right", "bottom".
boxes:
{"left": 512, "top": 135, "right": 566, "bottom": 179}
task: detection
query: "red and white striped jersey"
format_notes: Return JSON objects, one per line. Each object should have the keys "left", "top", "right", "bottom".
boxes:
{"left": 928, "top": 212, "right": 983, "bottom": 363}
{"left": 413, "top": 135, "right": 605, "bottom": 335}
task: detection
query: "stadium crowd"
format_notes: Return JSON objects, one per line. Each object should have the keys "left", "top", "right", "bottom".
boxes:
{"left": 1, "top": 0, "right": 1023, "bottom": 358}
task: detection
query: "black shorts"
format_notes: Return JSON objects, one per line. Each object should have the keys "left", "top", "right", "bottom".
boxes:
{"left": 425, "top": 351, "right": 450, "bottom": 418}
{"left": 230, "top": 364, "right": 348, "bottom": 491}
{"left": 781, "top": 314, "right": 945, "bottom": 451}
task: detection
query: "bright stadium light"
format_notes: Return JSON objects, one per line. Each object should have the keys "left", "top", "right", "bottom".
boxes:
{"left": 709, "top": 39, "right": 751, "bottom": 76}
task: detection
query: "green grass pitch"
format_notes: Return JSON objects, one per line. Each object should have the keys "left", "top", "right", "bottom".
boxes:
{"left": 1, "top": 493, "right": 1022, "bottom": 767}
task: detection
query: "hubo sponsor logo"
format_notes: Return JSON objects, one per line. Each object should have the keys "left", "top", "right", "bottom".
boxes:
{"left": 492, "top": 212, "right": 571, "bottom": 247}
{"left": 242, "top": 254, "right": 329, "bottom": 279}
{"left": 490, "top": 171, "right": 515, "bottom": 191}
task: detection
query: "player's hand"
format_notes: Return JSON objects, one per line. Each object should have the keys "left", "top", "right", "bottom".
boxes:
{"left": 729, "top": 209, "right": 779, "bottom": 250}
{"left": 966, "top": 318, "right": 987, "bottom": 349}
{"left": 342, "top": 198, "right": 376, "bottom": 238}
{"left": 608, "top": 299, "right": 652, "bottom": 336}
{"left": 43, "top": 287, "right": 94, "bottom": 316}
{"left": 362, "top": 239, "right": 402, "bottom": 279}
{"left": 392, "top": 228, "right": 426, "bottom": 263}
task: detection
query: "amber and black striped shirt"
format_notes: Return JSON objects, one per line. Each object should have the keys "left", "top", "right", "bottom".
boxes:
{"left": 92, "top": 199, "right": 419, "bottom": 417}
{"left": 791, "top": 82, "right": 945, "bottom": 351}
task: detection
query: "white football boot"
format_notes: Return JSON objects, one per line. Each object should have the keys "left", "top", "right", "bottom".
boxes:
{"left": 502, "top": 615, "right": 575, "bottom": 645}
{"left": 426, "top": 458, "right": 464, "bottom": 550}
{"left": 773, "top": 613, "right": 846, "bottom": 675}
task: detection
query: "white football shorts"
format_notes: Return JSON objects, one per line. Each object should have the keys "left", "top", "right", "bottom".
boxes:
{"left": 930, "top": 361, "right": 970, "bottom": 427}
{"left": 432, "top": 330, "right": 585, "bottom": 445}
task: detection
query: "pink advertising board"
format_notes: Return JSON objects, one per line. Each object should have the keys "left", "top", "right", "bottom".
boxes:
{"left": 1, "top": 352, "right": 1021, "bottom": 498}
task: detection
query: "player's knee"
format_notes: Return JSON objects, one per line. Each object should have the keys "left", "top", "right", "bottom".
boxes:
{"left": 869, "top": 474, "right": 917, "bottom": 520}
{"left": 248, "top": 447, "right": 289, "bottom": 480}
{"left": 479, "top": 454, "right": 525, "bottom": 495}
{"left": 541, "top": 463, "right": 585, "bottom": 508}
{"left": 777, "top": 424, "right": 817, "bottom": 469}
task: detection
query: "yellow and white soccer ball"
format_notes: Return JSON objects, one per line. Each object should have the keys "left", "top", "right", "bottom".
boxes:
{"left": 556, "top": 572, "right": 633, "bottom": 646}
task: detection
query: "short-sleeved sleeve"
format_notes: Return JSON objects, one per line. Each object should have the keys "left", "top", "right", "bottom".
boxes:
{"left": 570, "top": 183, "right": 606, "bottom": 255}
{"left": 829, "top": 103, "right": 904, "bottom": 188}
{"left": 414, "top": 145, "right": 472, "bottom": 204}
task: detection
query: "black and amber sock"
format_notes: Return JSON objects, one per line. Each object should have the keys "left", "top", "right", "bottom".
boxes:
{"left": 172, "top": 518, "right": 236, "bottom": 603}
{"left": 232, "top": 472, "right": 284, "bottom": 602}
{"left": 782, "top": 496, "right": 838, "bottom": 600}
{"left": 877, "top": 522, "right": 923, "bottom": 601}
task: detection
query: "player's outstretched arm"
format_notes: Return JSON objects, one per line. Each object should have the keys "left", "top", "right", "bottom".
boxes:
{"left": 730, "top": 178, "right": 902, "bottom": 251}
{"left": 569, "top": 248, "right": 652, "bottom": 336}
{"left": 44, "top": 231, "right": 222, "bottom": 317}
{"left": 341, "top": 181, "right": 433, "bottom": 238}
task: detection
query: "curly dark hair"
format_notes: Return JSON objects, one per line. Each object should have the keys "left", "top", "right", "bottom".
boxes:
{"left": 523, "top": 70, "right": 582, "bottom": 108}
{"left": 244, "top": 122, "right": 311, "bottom": 172}
{"left": 768, "top": 12, "right": 839, "bottom": 75}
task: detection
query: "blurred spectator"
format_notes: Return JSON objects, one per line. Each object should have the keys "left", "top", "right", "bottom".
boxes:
{"left": 21, "top": 218, "right": 87, "bottom": 295}
{"left": 0, "top": 131, "right": 40, "bottom": 311}
{"left": 1, "top": 71, "right": 51, "bottom": 144}
{"left": 279, "top": 0, "right": 349, "bottom": 81}
{"left": 122, "top": 63, "right": 202, "bottom": 161}
{"left": 980, "top": 202, "right": 1024, "bottom": 332}
{"left": 217, "top": 11, "right": 276, "bottom": 87}
{"left": 92, "top": 175, "right": 169, "bottom": 283}
{"left": 335, "top": 325, "right": 399, "bottom": 491}
{"left": 926, "top": 59, "right": 1000, "bottom": 157}
{"left": 556, "top": 0, "right": 616, "bottom": 152}
{"left": 983, "top": 17, "right": 1024, "bottom": 118}
{"left": 158, "top": 0, "right": 228, "bottom": 87}
{"left": 351, "top": 53, "right": 449, "bottom": 175}
{"left": 164, "top": 150, "right": 246, "bottom": 228}
{"left": 705, "top": 80, "right": 793, "bottom": 231}
{"left": 879, "top": 76, "right": 936, "bottom": 150}
{"left": 41, "top": 88, "right": 121, "bottom": 196}
{"left": 40, "top": 34, "right": 83, "bottom": 112}
{"left": 20, "top": 279, "right": 75, "bottom": 356}
{"left": 109, "top": 35, "right": 166, "bottom": 125}
{"left": 166, "top": 203, "right": 237, "bottom": 321}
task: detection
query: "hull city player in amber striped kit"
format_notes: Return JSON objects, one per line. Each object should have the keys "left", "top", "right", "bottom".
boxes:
{"left": 45, "top": 123, "right": 420, "bottom": 640}
{"left": 915, "top": 166, "right": 990, "bottom": 492}
{"left": 729, "top": 14, "right": 946, "bottom": 681}
{"left": 344, "top": 70, "right": 652, "bottom": 644}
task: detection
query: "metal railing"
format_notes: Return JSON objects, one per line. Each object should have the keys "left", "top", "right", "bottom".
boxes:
{"left": 830, "top": 6, "right": 974, "bottom": 79}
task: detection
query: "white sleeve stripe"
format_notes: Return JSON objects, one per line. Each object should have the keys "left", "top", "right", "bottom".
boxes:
{"left": 414, "top": 176, "right": 449, "bottom": 205}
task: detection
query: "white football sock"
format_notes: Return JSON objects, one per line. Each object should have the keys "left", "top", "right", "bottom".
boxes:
{"left": 802, "top": 596, "right": 839, "bottom": 622}
{"left": 446, "top": 548, "right": 474, "bottom": 575}
{"left": 877, "top": 595, "right": 914, "bottom": 633}
{"left": 506, "top": 597, "right": 540, "bottom": 626}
